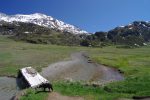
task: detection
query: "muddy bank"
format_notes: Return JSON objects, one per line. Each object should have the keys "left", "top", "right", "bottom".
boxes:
{"left": 48, "top": 92, "right": 84, "bottom": 100}
{"left": 0, "top": 77, "right": 19, "bottom": 100}
{"left": 41, "top": 52, "right": 124, "bottom": 83}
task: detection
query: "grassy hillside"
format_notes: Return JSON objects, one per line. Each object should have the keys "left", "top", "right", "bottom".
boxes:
{"left": 0, "top": 21, "right": 83, "bottom": 46}
{"left": 0, "top": 36, "right": 150, "bottom": 100}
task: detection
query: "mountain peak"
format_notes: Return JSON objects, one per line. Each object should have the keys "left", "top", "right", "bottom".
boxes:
{"left": 0, "top": 13, "right": 88, "bottom": 34}
{"left": 14, "top": 13, "right": 53, "bottom": 20}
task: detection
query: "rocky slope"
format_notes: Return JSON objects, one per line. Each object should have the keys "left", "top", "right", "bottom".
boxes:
{"left": 108, "top": 21, "right": 150, "bottom": 41}
{"left": 91, "top": 21, "right": 150, "bottom": 47}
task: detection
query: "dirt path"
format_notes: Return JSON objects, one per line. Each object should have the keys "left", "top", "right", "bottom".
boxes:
{"left": 48, "top": 92, "right": 84, "bottom": 100}
{"left": 41, "top": 52, "right": 124, "bottom": 83}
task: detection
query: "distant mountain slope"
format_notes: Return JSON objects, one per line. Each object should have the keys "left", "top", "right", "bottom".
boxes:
{"left": 0, "top": 21, "right": 56, "bottom": 35}
{"left": 0, "top": 13, "right": 88, "bottom": 34}
{"left": 0, "top": 21, "right": 83, "bottom": 45}
{"left": 83, "top": 21, "right": 150, "bottom": 47}
{"left": 107, "top": 21, "right": 150, "bottom": 46}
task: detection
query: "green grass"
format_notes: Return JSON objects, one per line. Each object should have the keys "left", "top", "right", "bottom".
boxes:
{"left": 0, "top": 36, "right": 150, "bottom": 100}
{"left": 104, "top": 75, "right": 150, "bottom": 95}
{"left": 86, "top": 46, "right": 150, "bottom": 99}
{"left": 88, "top": 46, "right": 150, "bottom": 76}
{"left": 0, "top": 36, "right": 82, "bottom": 76}
{"left": 53, "top": 81, "right": 132, "bottom": 100}
{"left": 20, "top": 89, "right": 48, "bottom": 100}
{"left": 20, "top": 81, "right": 132, "bottom": 100}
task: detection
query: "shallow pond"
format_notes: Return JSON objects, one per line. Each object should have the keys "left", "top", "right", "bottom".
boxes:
{"left": 0, "top": 77, "right": 19, "bottom": 100}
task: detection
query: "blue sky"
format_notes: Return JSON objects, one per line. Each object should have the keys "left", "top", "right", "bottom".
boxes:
{"left": 0, "top": 0, "right": 150, "bottom": 32}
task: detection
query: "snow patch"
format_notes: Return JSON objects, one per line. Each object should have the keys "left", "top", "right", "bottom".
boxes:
{"left": 129, "top": 27, "right": 133, "bottom": 29}
{"left": 119, "top": 26, "right": 125, "bottom": 28}
{"left": 143, "top": 43, "right": 147, "bottom": 46}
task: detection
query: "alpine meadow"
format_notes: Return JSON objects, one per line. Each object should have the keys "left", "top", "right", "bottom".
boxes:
{"left": 0, "top": 1, "right": 150, "bottom": 100}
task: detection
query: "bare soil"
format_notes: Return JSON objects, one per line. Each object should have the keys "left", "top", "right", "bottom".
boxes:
{"left": 48, "top": 92, "right": 84, "bottom": 100}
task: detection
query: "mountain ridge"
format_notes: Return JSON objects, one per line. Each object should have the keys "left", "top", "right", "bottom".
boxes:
{"left": 0, "top": 13, "right": 88, "bottom": 34}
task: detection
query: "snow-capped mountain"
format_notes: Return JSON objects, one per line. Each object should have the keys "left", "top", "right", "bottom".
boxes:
{"left": 0, "top": 13, "right": 88, "bottom": 34}
{"left": 118, "top": 21, "right": 150, "bottom": 29}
